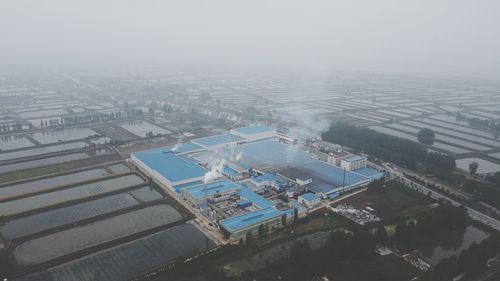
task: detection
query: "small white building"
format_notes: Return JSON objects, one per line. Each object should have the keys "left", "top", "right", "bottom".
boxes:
{"left": 327, "top": 151, "right": 350, "bottom": 166}
{"left": 340, "top": 155, "right": 367, "bottom": 171}
{"left": 298, "top": 193, "right": 321, "bottom": 208}
{"left": 277, "top": 132, "right": 298, "bottom": 144}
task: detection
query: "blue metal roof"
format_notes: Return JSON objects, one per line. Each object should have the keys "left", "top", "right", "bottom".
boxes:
{"left": 216, "top": 140, "right": 370, "bottom": 194}
{"left": 237, "top": 185, "right": 273, "bottom": 208}
{"left": 183, "top": 180, "right": 240, "bottom": 200}
{"left": 300, "top": 193, "right": 320, "bottom": 202}
{"left": 168, "top": 142, "right": 204, "bottom": 154}
{"left": 132, "top": 143, "right": 203, "bottom": 156}
{"left": 232, "top": 126, "right": 274, "bottom": 135}
{"left": 219, "top": 207, "right": 282, "bottom": 232}
{"left": 133, "top": 150, "right": 207, "bottom": 183}
{"left": 223, "top": 166, "right": 240, "bottom": 178}
{"left": 173, "top": 180, "right": 204, "bottom": 192}
{"left": 192, "top": 134, "right": 241, "bottom": 147}
{"left": 352, "top": 167, "right": 385, "bottom": 180}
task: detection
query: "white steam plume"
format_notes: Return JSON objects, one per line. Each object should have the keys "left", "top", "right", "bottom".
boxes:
{"left": 203, "top": 158, "right": 226, "bottom": 184}
{"left": 171, "top": 136, "right": 183, "bottom": 152}
{"left": 235, "top": 151, "right": 243, "bottom": 161}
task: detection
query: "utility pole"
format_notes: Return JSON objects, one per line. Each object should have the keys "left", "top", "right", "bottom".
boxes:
{"left": 342, "top": 168, "right": 346, "bottom": 193}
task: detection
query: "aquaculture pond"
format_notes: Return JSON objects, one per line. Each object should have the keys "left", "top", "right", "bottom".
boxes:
{"left": 19, "top": 224, "right": 215, "bottom": 281}
{"left": 0, "top": 174, "right": 145, "bottom": 216}
{"left": 13, "top": 204, "right": 183, "bottom": 266}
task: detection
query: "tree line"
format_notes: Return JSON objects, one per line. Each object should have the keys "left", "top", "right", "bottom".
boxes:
{"left": 321, "top": 123, "right": 456, "bottom": 171}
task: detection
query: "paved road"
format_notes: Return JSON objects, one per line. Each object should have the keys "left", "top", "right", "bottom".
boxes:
{"left": 383, "top": 164, "right": 500, "bottom": 231}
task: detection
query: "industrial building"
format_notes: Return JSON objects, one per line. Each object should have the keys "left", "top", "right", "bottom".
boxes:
{"left": 340, "top": 155, "right": 367, "bottom": 171}
{"left": 298, "top": 193, "right": 321, "bottom": 208}
{"left": 131, "top": 125, "right": 383, "bottom": 240}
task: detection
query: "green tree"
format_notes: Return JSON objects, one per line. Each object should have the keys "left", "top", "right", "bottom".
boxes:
{"left": 258, "top": 224, "right": 266, "bottom": 239}
{"left": 281, "top": 214, "right": 287, "bottom": 227}
{"left": 245, "top": 231, "right": 254, "bottom": 245}
{"left": 375, "top": 226, "right": 388, "bottom": 245}
{"left": 469, "top": 161, "right": 479, "bottom": 175}
{"left": 417, "top": 128, "right": 436, "bottom": 145}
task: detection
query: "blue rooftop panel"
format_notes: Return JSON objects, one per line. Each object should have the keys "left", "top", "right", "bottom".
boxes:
{"left": 352, "top": 167, "right": 385, "bottom": 180}
{"left": 219, "top": 207, "right": 282, "bottom": 232}
{"left": 232, "top": 126, "right": 274, "bottom": 135}
{"left": 133, "top": 150, "right": 207, "bottom": 183}
{"left": 237, "top": 185, "right": 273, "bottom": 208}
{"left": 168, "top": 142, "right": 204, "bottom": 154}
{"left": 300, "top": 193, "right": 320, "bottom": 202}
{"left": 173, "top": 180, "right": 204, "bottom": 192}
{"left": 216, "top": 140, "right": 369, "bottom": 194}
{"left": 192, "top": 134, "right": 242, "bottom": 147}
{"left": 134, "top": 142, "right": 203, "bottom": 155}
{"left": 223, "top": 166, "right": 240, "bottom": 178}
{"left": 183, "top": 180, "right": 240, "bottom": 199}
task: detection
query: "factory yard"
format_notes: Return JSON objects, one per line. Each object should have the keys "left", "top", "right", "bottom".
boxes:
{"left": 341, "top": 182, "right": 433, "bottom": 222}
{"left": 330, "top": 204, "right": 381, "bottom": 225}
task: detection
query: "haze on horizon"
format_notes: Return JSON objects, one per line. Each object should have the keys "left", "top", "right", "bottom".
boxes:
{"left": 1, "top": 0, "right": 500, "bottom": 79}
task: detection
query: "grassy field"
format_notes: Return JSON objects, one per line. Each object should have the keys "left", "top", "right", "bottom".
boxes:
{"left": 342, "top": 181, "right": 432, "bottom": 223}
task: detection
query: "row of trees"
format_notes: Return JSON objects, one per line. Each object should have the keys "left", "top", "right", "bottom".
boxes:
{"left": 0, "top": 122, "right": 27, "bottom": 133}
{"left": 321, "top": 123, "right": 456, "bottom": 171}
{"left": 239, "top": 203, "right": 468, "bottom": 281}
{"left": 393, "top": 204, "right": 468, "bottom": 251}
{"left": 463, "top": 179, "right": 500, "bottom": 208}
{"left": 63, "top": 111, "right": 126, "bottom": 125}
{"left": 238, "top": 228, "right": 379, "bottom": 281}
{"left": 160, "top": 201, "right": 492, "bottom": 281}
{"left": 455, "top": 113, "right": 500, "bottom": 139}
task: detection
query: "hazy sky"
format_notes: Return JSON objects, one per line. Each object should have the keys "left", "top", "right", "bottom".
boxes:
{"left": 1, "top": 0, "right": 500, "bottom": 78}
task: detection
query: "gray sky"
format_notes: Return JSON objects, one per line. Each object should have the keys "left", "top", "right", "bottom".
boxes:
{"left": 1, "top": 0, "right": 499, "bottom": 78}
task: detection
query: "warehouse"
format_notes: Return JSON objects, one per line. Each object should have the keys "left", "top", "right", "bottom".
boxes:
{"left": 230, "top": 125, "right": 276, "bottom": 142}
{"left": 217, "top": 140, "right": 371, "bottom": 196}
{"left": 191, "top": 133, "right": 242, "bottom": 149}
{"left": 298, "top": 193, "right": 321, "bottom": 208}
{"left": 182, "top": 180, "right": 240, "bottom": 207}
{"left": 249, "top": 173, "right": 288, "bottom": 191}
{"left": 131, "top": 149, "right": 207, "bottom": 192}
{"left": 219, "top": 207, "right": 283, "bottom": 240}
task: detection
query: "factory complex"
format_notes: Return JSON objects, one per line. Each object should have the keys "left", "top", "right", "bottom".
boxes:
{"left": 131, "top": 126, "right": 384, "bottom": 240}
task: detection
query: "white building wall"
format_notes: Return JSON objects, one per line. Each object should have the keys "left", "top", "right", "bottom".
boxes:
{"left": 340, "top": 158, "right": 367, "bottom": 171}
{"left": 298, "top": 196, "right": 320, "bottom": 208}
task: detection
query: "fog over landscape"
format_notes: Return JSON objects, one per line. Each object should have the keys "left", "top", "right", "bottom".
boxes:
{"left": 2, "top": 1, "right": 500, "bottom": 281}
{"left": 1, "top": 0, "right": 500, "bottom": 78}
